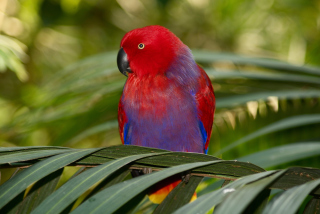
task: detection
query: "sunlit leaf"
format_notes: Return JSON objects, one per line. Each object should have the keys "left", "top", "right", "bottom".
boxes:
{"left": 238, "top": 142, "right": 320, "bottom": 168}
{"left": 205, "top": 69, "right": 320, "bottom": 85}
{"left": 193, "top": 51, "right": 320, "bottom": 76}
{"left": 216, "top": 114, "right": 320, "bottom": 155}
{"left": 216, "top": 91, "right": 320, "bottom": 109}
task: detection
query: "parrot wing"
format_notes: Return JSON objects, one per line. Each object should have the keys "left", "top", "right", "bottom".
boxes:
{"left": 118, "top": 96, "right": 128, "bottom": 145}
{"left": 195, "top": 65, "right": 215, "bottom": 153}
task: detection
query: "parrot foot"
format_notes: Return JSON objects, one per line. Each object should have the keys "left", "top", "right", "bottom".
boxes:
{"left": 181, "top": 171, "right": 191, "bottom": 184}
{"left": 142, "top": 167, "right": 153, "bottom": 174}
{"left": 131, "top": 167, "right": 152, "bottom": 178}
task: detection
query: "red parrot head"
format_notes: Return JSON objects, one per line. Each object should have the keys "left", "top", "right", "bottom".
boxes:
{"left": 117, "top": 25, "right": 185, "bottom": 77}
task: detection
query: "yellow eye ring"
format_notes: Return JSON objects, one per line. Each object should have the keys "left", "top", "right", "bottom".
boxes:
{"left": 138, "top": 43, "right": 145, "bottom": 49}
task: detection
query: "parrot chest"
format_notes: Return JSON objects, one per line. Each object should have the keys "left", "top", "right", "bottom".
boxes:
{"left": 121, "top": 75, "right": 204, "bottom": 152}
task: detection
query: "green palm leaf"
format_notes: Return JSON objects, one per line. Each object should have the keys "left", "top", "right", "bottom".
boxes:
{"left": 0, "top": 149, "right": 99, "bottom": 209}
{"left": 216, "top": 114, "right": 320, "bottom": 155}
{"left": 263, "top": 178, "right": 320, "bottom": 214}
{"left": 31, "top": 153, "right": 167, "bottom": 214}
{"left": 72, "top": 160, "right": 224, "bottom": 214}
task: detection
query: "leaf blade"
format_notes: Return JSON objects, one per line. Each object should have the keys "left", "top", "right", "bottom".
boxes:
{"left": 216, "top": 115, "right": 320, "bottom": 155}
{"left": 31, "top": 153, "right": 168, "bottom": 214}
{"left": 153, "top": 176, "right": 203, "bottom": 214}
{"left": 71, "top": 160, "right": 225, "bottom": 214}
{"left": 173, "top": 170, "right": 277, "bottom": 214}
{"left": 238, "top": 142, "right": 320, "bottom": 168}
{"left": 193, "top": 51, "right": 320, "bottom": 76}
{"left": 0, "top": 150, "right": 70, "bottom": 164}
{"left": 262, "top": 178, "right": 320, "bottom": 214}
{"left": 17, "top": 168, "right": 64, "bottom": 214}
{"left": 0, "top": 148, "right": 99, "bottom": 209}
{"left": 215, "top": 170, "right": 287, "bottom": 214}
{"left": 303, "top": 197, "right": 320, "bottom": 214}
{"left": 216, "top": 91, "right": 320, "bottom": 109}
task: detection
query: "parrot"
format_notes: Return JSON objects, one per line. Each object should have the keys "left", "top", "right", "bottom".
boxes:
{"left": 117, "top": 25, "right": 215, "bottom": 204}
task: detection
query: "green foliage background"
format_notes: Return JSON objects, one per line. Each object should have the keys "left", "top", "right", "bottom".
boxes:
{"left": 0, "top": 0, "right": 320, "bottom": 213}
{"left": 1, "top": 0, "right": 320, "bottom": 187}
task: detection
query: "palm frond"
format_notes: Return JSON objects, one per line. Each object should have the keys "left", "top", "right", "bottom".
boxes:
{"left": 0, "top": 146, "right": 319, "bottom": 213}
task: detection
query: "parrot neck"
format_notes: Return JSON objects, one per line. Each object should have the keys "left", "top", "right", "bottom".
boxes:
{"left": 165, "top": 45, "right": 200, "bottom": 91}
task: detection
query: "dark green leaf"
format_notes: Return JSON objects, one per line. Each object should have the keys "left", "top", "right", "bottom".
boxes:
{"left": 17, "top": 168, "right": 64, "bottom": 214}
{"left": 0, "top": 149, "right": 70, "bottom": 164}
{"left": 173, "top": 170, "right": 277, "bottom": 214}
{"left": 303, "top": 197, "right": 320, "bottom": 214}
{"left": 32, "top": 153, "right": 167, "bottom": 214}
{"left": 72, "top": 160, "right": 225, "bottom": 214}
{"left": 243, "top": 189, "right": 271, "bottom": 214}
{"left": 60, "top": 167, "right": 88, "bottom": 214}
{"left": 0, "top": 146, "right": 68, "bottom": 153}
{"left": 0, "top": 148, "right": 98, "bottom": 209}
{"left": 0, "top": 168, "right": 25, "bottom": 214}
{"left": 215, "top": 170, "right": 287, "bottom": 214}
{"left": 114, "top": 191, "right": 147, "bottom": 214}
{"left": 270, "top": 167, "right": 320, "bottom": 195}
{"left": 0, "top": 191, "right": 25, "bottom": 214}
{"left": 83, "top": 167, "right": 130, "bottom": 201}
{"left": 0, "top": 145, "right": 264, "bottom": 180}
{"left": 262, "top": 178, "right": 320, "bottom": 214}
{"left": 79, "top": 145, "right": 265, "bottom": 178}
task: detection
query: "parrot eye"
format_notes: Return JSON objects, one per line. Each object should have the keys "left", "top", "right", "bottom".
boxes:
{"left": 138, "top": 43, "right": 145, "bottom": 49}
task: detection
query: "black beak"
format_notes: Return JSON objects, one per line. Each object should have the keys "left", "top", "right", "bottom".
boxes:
{"left": 117, "top": 47, "right": 132, "bottom": 77}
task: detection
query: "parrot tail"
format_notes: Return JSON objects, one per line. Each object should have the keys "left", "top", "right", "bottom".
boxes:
{"left": 148, "top": 175, "right": 197, "bottom": 204}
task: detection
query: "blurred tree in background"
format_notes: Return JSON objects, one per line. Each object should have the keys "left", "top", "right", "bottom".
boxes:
{"left": 0, "top": 0, "right": 320, "bottom": 173}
